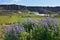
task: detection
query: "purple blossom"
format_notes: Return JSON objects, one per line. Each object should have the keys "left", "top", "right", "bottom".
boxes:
{"left": 14, "top": 24, "right": 25, "bottom": 34}
{"left": 28, "top": 19, "right": 37, "bottom": 23}
{"left": 39, "top": 19, "right": 59, "bottom": 32}
{"left": 5, "top": 27, "right": 13, "bottom": 35}
{"left": 12, "top": 31, "right": 18, "bottom": 40}
{"left": 39, "top": 20, "right": 45, "bottom": 26}
{"left": 44, "top": 24, "right": 51, "bottom": 32}
{"left": 54, "top": 26, "right": 58, "bottom": 36}
{"left": 5, "top": 24, "right": 25, "bottom": 35}
{"left": 21, "top": 19, "right": 38, "bottom": 33}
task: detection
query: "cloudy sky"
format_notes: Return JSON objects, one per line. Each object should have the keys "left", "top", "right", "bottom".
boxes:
{"left": 0, "top": 0, "right": 60, "bottom": 6}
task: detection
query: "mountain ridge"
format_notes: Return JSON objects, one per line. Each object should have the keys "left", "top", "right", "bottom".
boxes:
{"left": 0, "top": 4, "right": 60, "bottom": 14}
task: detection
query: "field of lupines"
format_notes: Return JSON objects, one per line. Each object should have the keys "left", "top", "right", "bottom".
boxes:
{"left": 3, "top": 18, "right": 60, "bottom": 40}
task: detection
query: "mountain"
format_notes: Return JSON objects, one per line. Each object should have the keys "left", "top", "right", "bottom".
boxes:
{"left": 0, "top": 4, "right": 27, "bottom": 11}
{"left": 0, "top": 4, "right": 27, "bottom": 15}
{"left": 27, "top": 6, "right": 60, "bottom": 14}
{"left": 0, "top": 4, "right": 60, "bottom": 15}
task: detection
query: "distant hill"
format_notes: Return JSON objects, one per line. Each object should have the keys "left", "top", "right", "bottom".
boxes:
{"left": 0, "top": 4, "right": 60, "bottom": 15}
{"left": 0, "top": 4, "right": 27, "bottom": 11}
{"left": 27, "top": 6, "right": 60, "bottom": 14}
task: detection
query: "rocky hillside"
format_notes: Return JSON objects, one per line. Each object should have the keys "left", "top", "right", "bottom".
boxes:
{"left": 0, "top": 4, "right": 60, "bottom": 14}
{"left": 27, "top": 6, "right": 60, "bottom": 14}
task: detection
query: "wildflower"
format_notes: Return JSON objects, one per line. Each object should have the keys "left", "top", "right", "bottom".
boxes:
{"left": 14, "top": 24, "right": 25, "bottom": 34}
{"left": 44, "top": 24, "right": 51, "bottom": 32}
{"left": 5, "top": 27, "right": 13, "bottom": 35}
{"left": 54, "top": 26, "right": 58, "bottom": 36}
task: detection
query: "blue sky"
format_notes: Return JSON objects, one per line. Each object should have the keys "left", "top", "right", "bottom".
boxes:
{"left": 0, "top": 0, "right": 60, "bottom": 6}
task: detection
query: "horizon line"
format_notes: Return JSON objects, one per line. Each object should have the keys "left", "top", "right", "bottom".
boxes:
{"left": 0, "top": 4, "right": 60, "bottom": 7}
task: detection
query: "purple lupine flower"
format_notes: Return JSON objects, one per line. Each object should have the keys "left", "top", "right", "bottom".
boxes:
{"left": 14, "top": 36, "right": 18, "bottom": 40}
{"left": 21, "top": 19, "right": 37, "bottom": 33}
{"left": 34, "top": 23, "right": 40, "bottom": 29}
{"left": 28, "top": 19, "right": 37, "bottom": 23}
{"left": 14, "top": 32, "right": 18, "bottom": 40}
{"left": 54, "top": 26, "right": 58, "bottom": 36}
{"left": 45, "top": 19, "right": 52, "bottom": 24}
{"left": 14, "top": 24, "right": 25, "bottom": 34}
{"left": 44, "top": 23, "right": 51, "bottom": 32}
{"left": 5, "top": 27, "right": 13, "bottom": 35}
{"left": 39, "top": 19, "right": 51, "bottom": 32}
{"left": 45, "top": 18, "right": 58, "bottom": 24}
{"left": 53, "top": 20, "right": 59, "bottom": 25}
{"left": 47, "top": 18, "right": 59, "bottom": 24}
{"left": 39, "top": 19, "right": 45, "bottom": 27}
{"left": 24, "top": 28, "right": 28, "bottom": 32}
{"left": 29, "top": 20, "right": 38, "bottom": 28}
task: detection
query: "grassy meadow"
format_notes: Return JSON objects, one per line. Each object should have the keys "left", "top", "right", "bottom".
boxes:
{"left": 0, "top": 11, "right": 59, "bottom": 25}
{"left": 0, "top": 12, "right": 46, "bottom": 24}
{"left": 0, "top": 11, "right": 60, "bottom": 40}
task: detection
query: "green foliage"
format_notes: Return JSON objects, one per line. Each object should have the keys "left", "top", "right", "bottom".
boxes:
{"left": 4, "top": 33, "right": 17, "bottom": 40}
{"left": 32, "top": 27, "right": 57, "bottom": 40}
{"left": 4, "top": 19, "right": 60, "bottom": 40}
{"left": 19, "top": 32, "right": 29, "bottom": 40}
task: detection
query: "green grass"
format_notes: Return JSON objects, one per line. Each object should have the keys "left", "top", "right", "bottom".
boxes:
{"left": 0, "top": 12, "right": 59, "bottom": 24}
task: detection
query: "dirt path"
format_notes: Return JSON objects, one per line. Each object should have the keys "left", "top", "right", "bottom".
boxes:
{"left": 0, "top": 25, "right": 5, "bottom": 40}
{"left": 0, "top": 24, "right": 12, "bottom": 40}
